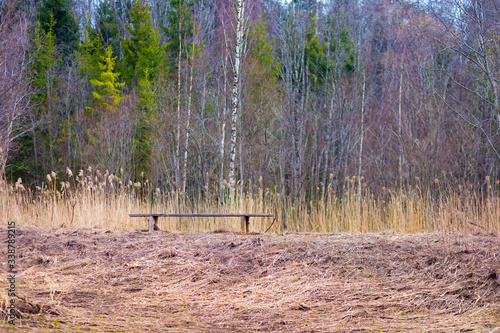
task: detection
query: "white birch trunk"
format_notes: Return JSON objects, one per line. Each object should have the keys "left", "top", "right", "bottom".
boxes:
{"left": 357, "top": 72, "right": 366, "bottom": 224}
{"left": 398, "top": 61, "right": 404, "bottom": 190}
{"left": 174, "top": 42, "right": 182, "bottom": 188}
{"left": 175, "top": 35, "right": 183, "bottom": 191}
{"left": 220, "top": 44, "right": 228, "bottom": 200}
{"left": 182, "top": 38, "right": 195, "bottom": 194}
{"left": 228, "top": 0, "right": 245, "bottom": 200}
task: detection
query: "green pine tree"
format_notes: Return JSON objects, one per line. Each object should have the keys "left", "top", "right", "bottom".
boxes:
{"left": 90, "top": 46, "right": 128, "bottom": 111}
{"left": 250, "top": 18, "right": 279, "bottom": 78}
{"left": 163, "top": 0, "right": 194, "bottom": 72}
{"left": 136, "top": 29, "right": 163, "bottom": 110}
{"left": 324, "top": 12, "right": 357, "bottom": 75}
{"left": 122, "top": 0, "right": 165, "bottom": 89}
{"left": 31, "top": 13, "right": 59, "bottom": 101}
{"left": 37, "top": 0, "right": 79, "bottom": 56}
{"left": 77, "top": 18, "right": 105, "bottom": 86}
{"left": 305, "top": 16, "right": 327, "bottom": 87}
{"left": 96, "top": 0, "right": 122, "bottom": 58}
{"left": 120, "top": 0, "right": 166, "bottom": 178}
{"left": 13, "top": 13, "right": 62, "bottom": 179}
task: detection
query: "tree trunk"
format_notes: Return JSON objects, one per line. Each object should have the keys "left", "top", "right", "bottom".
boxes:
{"left": 228, "top": 0, "right": 245, "bottom": 200}
{"left": 182, "top": 39, "right": 194, "bottom": 194}
{"left": 220, "top": 45, "right": 228, "bottom": 201}
{"left": 398, "top": 59, "right": 404, "bottom": 190}
{"left": 175, "top": 14, "right": 183, "bottom": 192}
{"left": 358, "top": 72, "right": 366, "bottom": 225}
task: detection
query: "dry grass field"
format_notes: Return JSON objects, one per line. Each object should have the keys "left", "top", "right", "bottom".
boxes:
{"left": 1, "top": 225, "right": 499, "bottom": 332}
{"left": 1, "top": 170, "right": 500, "bottom": 331}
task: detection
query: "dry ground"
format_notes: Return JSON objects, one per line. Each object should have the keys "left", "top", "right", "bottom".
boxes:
{"left": 1, "top": 225, "right": 499, "bottom": 332}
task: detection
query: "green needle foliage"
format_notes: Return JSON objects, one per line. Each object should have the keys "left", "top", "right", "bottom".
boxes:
{"left": 78, "top": 19, "right": 105, "bottom": 86}
{"left": 305, "top": 16, "right": 327, "bottom": 87}
{"left": 96, "top": 0, "right": 122, "bottom": 58}
{"left": 122, "top": 0, "right": 165, "bottom": 89}
{"left": 36, "top": 0, "right": 79, "bottom": 56}
{"left": 90, "top": 46, "right": 128, "bottom": 111}
{"left": 324, "top": 12, "right": 357, "bottom": 75}
{"left": 163, "top": 0, "right": 194, "bottom": 72}
{"left": 31, "top": 12, "right": 59, "bottom": 102}
{"left": 250, "top": 19, "right": 279, "bottom": 76}
{"left": 15, "top": 12, "right": 62, "bottom": 179}
{"left": 121, "top": 0, "right": 166, "bottom": 178}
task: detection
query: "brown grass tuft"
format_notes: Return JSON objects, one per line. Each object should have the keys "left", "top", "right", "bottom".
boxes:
{"left": 1, "top": 226, "right": 499, "bottom": 331}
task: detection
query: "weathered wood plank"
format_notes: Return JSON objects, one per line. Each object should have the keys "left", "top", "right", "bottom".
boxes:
{"left": 129, "top": 213, "right": 273, "bottom": 218}
{"left": 129, "top": 213, "right": 273, "bottom": 233}
{"left": 240, "top": 215, "right": 250, "bottom": 234}
{"left": 148, "top": 215, "right": 159, "bottom": 232}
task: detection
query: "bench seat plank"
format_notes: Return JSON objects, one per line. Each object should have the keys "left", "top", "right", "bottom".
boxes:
{"left": 129, "top": 213, "right": 273, "bottom": 233}
{"left": 129, "top": 213, "right": 272, "bottom": 217}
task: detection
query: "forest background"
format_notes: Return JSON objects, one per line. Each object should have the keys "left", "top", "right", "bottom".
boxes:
{"left": 1, "top": 0, "right": 500, "bottom": 232}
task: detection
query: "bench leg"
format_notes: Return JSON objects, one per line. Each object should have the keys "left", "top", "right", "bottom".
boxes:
{"left": 240, "top": 215, "right": 250, "bottom": 234}
{"left": 149, "top": 216, "right": 159, "bottom": 231}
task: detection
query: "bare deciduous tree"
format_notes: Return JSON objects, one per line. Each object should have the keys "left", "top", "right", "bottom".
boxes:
{"left": 0, "top": 1, "right": 31, "bottom": 182}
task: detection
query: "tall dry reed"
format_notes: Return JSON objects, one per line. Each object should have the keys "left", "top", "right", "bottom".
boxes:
{"left": 1, "top": 168, "right": 499, "bottom": 234}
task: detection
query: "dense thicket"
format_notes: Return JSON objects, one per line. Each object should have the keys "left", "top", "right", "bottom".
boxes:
{"left": 2, "top": 0, "right": 500, "bottom": 201}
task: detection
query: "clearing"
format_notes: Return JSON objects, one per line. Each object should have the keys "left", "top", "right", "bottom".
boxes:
{"left": 1, "top": 226, "right": 499, "bottom": 332}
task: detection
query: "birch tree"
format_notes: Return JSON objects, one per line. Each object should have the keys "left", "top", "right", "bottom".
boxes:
{"left": 320, "top": 6, "right": 357, "bottom": 197}
{"left": 164, "top": 0, "right": 193, "bottom": 191}
{"left": 228, "top": 0, "right": 248, "bottom": 200}
{"left": 182, "top": 23, "right": 203, "bottom": 194}
{"left": 122, "top": 0, "right": 165, "bottom": 177}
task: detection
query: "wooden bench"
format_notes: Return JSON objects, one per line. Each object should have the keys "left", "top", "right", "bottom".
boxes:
{"left": 129, "top": 213, "right": 274, "bottom": 233}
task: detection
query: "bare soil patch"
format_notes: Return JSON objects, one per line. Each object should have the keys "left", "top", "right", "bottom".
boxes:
{"left": 1, "top": 226, "right": 499, "bottom": 332}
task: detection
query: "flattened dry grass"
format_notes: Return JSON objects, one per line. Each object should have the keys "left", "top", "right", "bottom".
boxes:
{"left": 1, "top": 226, "right": 499, "bottom": 332}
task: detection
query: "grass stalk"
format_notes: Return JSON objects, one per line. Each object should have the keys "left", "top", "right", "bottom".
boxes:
{"left": 2, "top": 169, "right": 499, "bottom": 234}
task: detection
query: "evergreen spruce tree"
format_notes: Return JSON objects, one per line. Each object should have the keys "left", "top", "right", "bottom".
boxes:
{"left": 122, "top": 0, "right": 165, "bottom": 90}
{"left": 31, "top": 13, "right": 59, "bottom": 101}
{"left": 121, "top": 0, "right": 166, "bottom": 177}
{"left": 96, "top": 0, "right": 122, "bottom": 58}
{"left": 90, "top": 45, "right": 128, "bottom": 111}
{"left": 163, "top": 0, "right": 193, "bottom": 72}
{"left": 305, "top": 17, "right": 327, "bottom": 87}
{"left": 37, "top": 0, "right": 79, "bottom": 56}
{"left": 246, "top": 18, "right": 279, "bottom": 120}
{"left": 163, "top": 0, "right": 193, "bottom": 189}
{"left": 15, "top": 13, "right": 61, "bottom": 178}
{"left": 78, "top": 19, "right": 105, "bottom": 86}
